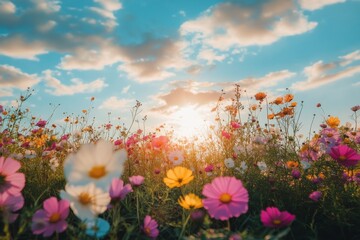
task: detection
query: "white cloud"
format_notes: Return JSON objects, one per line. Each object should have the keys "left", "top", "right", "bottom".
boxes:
{"left": 99, "top": 96, "right": 133, "bottom": 110}
{"left": 299, "top": 0, "right": 345, "bottom": 11}
{"left": 197, "top": 48, "right": 226, "bottom": 64}
{"left": 43, "top": 70, "right": 108, "bottom": 96}
{"left": 121, "top": 85, "right": 131, "bottom": 94}
{"left": 340, "top": 50, "right": 360, "bottom": 66}
{"left": 32, "top": 0, "right": 61, "bottom": 13}
{"left": 0, "top": 88, "right": 13, "bottom": 97}
{"left": 0, "top": 64, "right": 40, "bottom": 91}
{"left": 0, "top": 1, "right": 16, "bottom": 14}
{"left": 293, "top": 52, "right": 360, "bottom": 91}
{"left": 94, "top": 0, "right": 122, "bottom": 11}
{"left": 89, "top": 7, "right": 116, "bottom": 19}
{"left": 180, "top": 1, "right": 317, "bottom": 52}
{"left": 0, "top": 36, "right": 48, "bottom": 60}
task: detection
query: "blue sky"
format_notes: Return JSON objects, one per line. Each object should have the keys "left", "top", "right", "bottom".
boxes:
{"left": 0, "top": 0, "right": 359, "bottom": 138}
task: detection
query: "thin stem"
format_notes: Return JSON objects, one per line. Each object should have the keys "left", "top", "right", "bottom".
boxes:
{"left": 178, "top": 213, "right": 191, "bottom": 240}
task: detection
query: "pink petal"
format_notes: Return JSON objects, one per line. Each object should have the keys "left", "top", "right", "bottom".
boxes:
{"left": 55, "top": 221, "right": 68, "bottom": 233}
{"left": 43, "top": 224, "right": 56, "bottom": 237}
{"left": 5, "top": 172, "right": 25, "bottom": 194}
{"left": 2, "top": 157, "right": 21, "bottom": 175}
{"left": 43, "top": 197, "right": 59, "bottom": 215}
{"left": 58, "top": 200, "right": 70, "bottom": 219}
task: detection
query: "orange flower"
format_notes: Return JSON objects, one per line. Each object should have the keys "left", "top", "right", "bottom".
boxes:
{"left": 267, "top": 114, "right": 275, "bottom": 120}
{"left": 64, "top": 117, "right": 70, "bottom": 122}
{"left": 82, "top": 109, "right": 87, "bottom": 114}
{"left": 286, "top": 161, "right": 299, "bottom": 169}
{"left": 281, "top": 107, "right": 294, "bottom": 116}
{"left": 250, "top": 104, "right": 257, "bottom": 111}
{"left": 290, "top": 102, "right": 297, "bottom": 108}
{"left": 284, "top": 94, "right": 294, "bottom": 103}
{"left": 254, "top": 92, "right": 267, "bottom": 101}
{"left": 273, "top": 97, "right": 283, "bottom": 105}
{"left": 326, "top": 116, "right": 340, "bottom": 128}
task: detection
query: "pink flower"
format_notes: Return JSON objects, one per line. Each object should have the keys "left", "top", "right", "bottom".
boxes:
{"left": 109, "top": 178, "right": 132, "bottom": 201}
{"left": 36, "top": 120, "right": 47, "bottom": 128}
{"left": 0, "top": 192, "right": 24, "bottom": 223}
{"left": 222, "top": 131, "right": 231, "bottom": 140}
{"left": 202, "top": 176, "right": 249, "bottom": 220}
{"left": 114, "top": 139, "right": 123, "bottom": 146}
{"left": 260, "top": 207, "right": 295, "bottom": 228}
{"left": 129, "top": 175, "right": 145, "bottom": 186}
{"left": 143, "top": 215, "right": 159, "bottom": 239}
{"left": 204, "top": 164, "right": 214, "bottom": 173}
{"left": 31, "top": 197, "right": 70, "bottom": 237}
{"left": 309, "top": 191, "right": 322, "bottom": 202}
{"left": 0, "top": 156, "right": 25, "bottom": 195}
{"left": 151, "top": 136, "right": 168, "bottom": 150}
{"left": 329, "top": 145, "right": 360, "bottom": 167}
{"left": 230, "top": 121, "right": 241, "bottom": 129}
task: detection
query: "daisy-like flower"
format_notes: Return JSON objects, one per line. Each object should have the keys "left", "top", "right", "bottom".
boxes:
{"left": 31, "top": 197, "right": 70, "bottom": 237}
{"left": 129, "top": 175, "right": 145, "bottom": 186}
{"left": 168, "top": 150, "right": 184, "bottom": 165}
{"left": 64, "top": 139, "right": 127, "bottom": 191}
{"left": 224, "top": 158, "right": 235, "bottom": 169}
{"left": 163, "top": 166, "right": 194, "bottom": 189}
{"left": 0, "top": 156, "right": 25, "bottom": 195}
{"left": 255, "top": 92, "right": 267, "bottom": 101}
{"left": 329, "top": 145, "right": 360, "bottom": 167}
{"left": 143, "top": 215, "right": 159, "bottom": 239}
{"left": 309, "top": 191, "right": 322, "bottom": 202}
{"left": 326, "top": 116, "right": 340, "bottom": 128}
{"left": 202, "top": 176, "right": 249, "bottom": 220}
{"left": 60, "top": 183, "right": 111, "bottom": 221}
{"left": 260, "top": 207, "right": 295, "bottom": 228}
{"left": 152, "top": 136, "right": 168, "bottom": 150}
{"left": 109, "top": 178, "right": 132, "bottom": 201}
{"left": 178, "top": 193, "right": 203, "bottom": 210}
{"left": 0, "top": 192, "right": 24, "bottom": 223}
{"left": 85, "top": 218, "right": 110, "bottom": 238}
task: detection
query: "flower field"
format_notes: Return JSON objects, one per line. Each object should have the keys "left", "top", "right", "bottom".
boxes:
{"left": 0, "top": 89, "right": 359, "bottom": 240}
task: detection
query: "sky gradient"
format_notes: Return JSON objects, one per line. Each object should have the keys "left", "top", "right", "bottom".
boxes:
{"left": 0, "top": 0, "right": 359, "bottom": 138}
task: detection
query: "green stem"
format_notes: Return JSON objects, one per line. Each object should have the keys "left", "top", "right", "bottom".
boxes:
{"left": 178, "top": 213, "right": 191, "bottom": 240}
{"left": 136, "top": 190, "right": 140, "bottom": 226}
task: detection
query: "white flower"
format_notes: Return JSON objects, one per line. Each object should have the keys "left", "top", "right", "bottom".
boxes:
{"left": 64, "top": 139, "right": 127, "bottom": 191}
{"left": 257, "top": 161, "right": 267, "bottom": 171}
{"left": 24, "top": 150, "right": 36, "bottom": 159}
{"left": 60, "top": 183, "right": 111, "bottom": 221}
{"left": 49, "top": 157, "right": 59, "bottom": 172}
{"left": 224, "top": 158, "right": 235, "bottom": 169}
{"left": 168, "top": 150, "right": 184, "bottom": 165}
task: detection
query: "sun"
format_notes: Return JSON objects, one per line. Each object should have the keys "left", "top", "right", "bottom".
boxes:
{"left": 170, "top": 106, "right": 206, "bottom": 138}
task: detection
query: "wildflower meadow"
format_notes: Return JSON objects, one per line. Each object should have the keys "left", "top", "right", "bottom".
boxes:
{"left": 0, "top": 88, "right": 359, "bottom": 240}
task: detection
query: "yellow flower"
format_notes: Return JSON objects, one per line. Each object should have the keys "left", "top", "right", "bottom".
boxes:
{"left": 163, "top": 166, "right": 194, "bottom": 188}
{"left": 326, "top": 116, "right": 340, "bottom": 128}
{"left": 178, "top": 193, "right": 203, "bottom": 210}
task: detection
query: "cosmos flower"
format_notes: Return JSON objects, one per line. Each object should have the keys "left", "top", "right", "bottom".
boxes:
{"left": 152, "top": 136, "right": 168, "bottom": 150}
{"left": 260, "top": 207, "right": 295, "bottom": 228}
{"left": 64, "top": 139, "right": 127, "bottom": 191}
{"left": 109, "top": 178, "right": 132, "bottom": 201}
{"left": 0, "top": 156, "right": 25, "bottom": 195}
{"left": 85, "top": 218, "right": 110, "bottom": 238}
{"left": 224, "top": 158, "right": 235, "bottom": 169}
{"left": 202, "top": 176, "right": 249, "bottom": 220}
{"left": 309, "top": 191, "right": 322, "bottom": 202}
{"left": 163, "top": 166, "right": 194, "bottom": 189}
{"left": 0, "top": 192, "right": 24, "bottom": 223}
{"left": 142, "top": 215, "right": 159, "bottom": 239}
{"left": 168, "top": 150, "right": 184, "bottom": 165}
{"left": 178, "top": 193, "right": 203, "bottom": 210}
{"left": 60, "top": 183, "right": 111, "bottom": 221}
{"left": 326, "top": 116, "right": 340, "bottom": 128}
{"left": 255, "top": 92, "right": 267, "bottom": 101}
{"left": 35, "top": 120, "right": 47, "bottom": 128}
{"left": 129, "top": 175, "right": 145, "bottom": 186}
{"left": 329, "top": 145, "right": 360, "bottom": 167}
{"left": 31, "top": 197, "right": 70, "bottom": 237}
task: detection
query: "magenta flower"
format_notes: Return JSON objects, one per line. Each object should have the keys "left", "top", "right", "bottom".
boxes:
{"left": 0, "top": 192, "right": 24, "bottom": 223}
{"left": 0, "top": 156, "right": 25, "bottom": 195}
{"left": 31, "top": 197, "right": 70, "bottom": 237}
{"left": 260, "top": 207, "right": 295, "bottom": 228}
{"left": 36, "top": 120, "right": 47, "bottom": 128}
{"left": 309, "top": 191, "right": 322, "bottom": 202}
{"left": 202, "top": 176, "right": 249, "bottom": 220}
{"left": 143, "top": 215, "right": 159, "bottom": 239}
{"left": 329, "top": 145, "right": 360, "bottom": 167}
{"left": 129, "top": 175, "right": 145, "bottom": 186}
{"left": 109, "top": 178, "right": 133, "bottom": 201}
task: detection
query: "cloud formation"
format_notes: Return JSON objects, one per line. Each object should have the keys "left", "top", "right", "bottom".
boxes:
{"left": 43, "top": 70, "right": 108, "bottom": 96}
{"left": 293, "top": 50, "right": 360, "bottom": 91}
{"left": 0, "top": 64, "right": 40, "bottom": 92}
{"left": 299, "top": 0, "right": 345, "bottom": 11}
{"left": 99, "top": 96, "right": 134, "bottom": 110}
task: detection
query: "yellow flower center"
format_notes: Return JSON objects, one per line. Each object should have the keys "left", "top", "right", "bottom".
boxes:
{"left": 327, "top": 133, "right": 333, "bottom": 137}
{"left": 273, "top": 219, "right": 281, "bottom": 225}
{"left": 79, "top": 192, "right": 92, "bottom": 205}
{"left": 49, "top": 213, "right": 61, "bottom": 223}
{"left": 219, "top": 193, "right": 232, "bottom": 204}
{"left": 174, "top": 156, "right": 179, "bottom": 161}
{"left": 144, "top": 227, "right": 151, "bottom": 236}
{"left": 339, "top": 155, "right": 346, "bottom": 161}
{"left": 177, "top": 178, "right": 183, "bottom": 184}
{"left": 88, "top": 165, "right": 106, "bottom": 179}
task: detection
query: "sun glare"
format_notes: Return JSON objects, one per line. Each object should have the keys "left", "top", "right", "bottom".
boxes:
{"left": 171, "top": 106, "right": 206, "bottom": 138}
